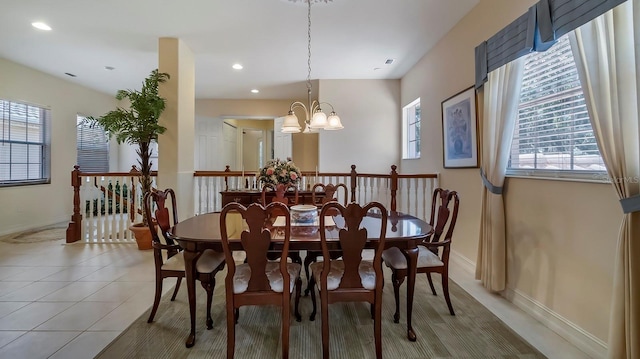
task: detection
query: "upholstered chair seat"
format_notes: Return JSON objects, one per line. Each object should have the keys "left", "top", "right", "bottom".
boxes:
{"left": 162, "top": 249, "right": 225, "bottom": 273}
{"left": 233, "top": 262, "right": 302, "bottom": 294}
{"left": 309, "top": 260, "right": 376, "bottom": 290}
{"left": 381, "top": 245, "right": 443, "bottom": 270}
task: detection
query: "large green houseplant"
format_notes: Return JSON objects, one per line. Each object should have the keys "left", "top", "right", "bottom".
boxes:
{"left": 87, "top": 69, "right": 170, "bottom": 249}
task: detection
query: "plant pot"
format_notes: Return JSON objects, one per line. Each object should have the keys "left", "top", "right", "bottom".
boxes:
{"left": 129, "top": 223, "right": 153, "bottom": 250}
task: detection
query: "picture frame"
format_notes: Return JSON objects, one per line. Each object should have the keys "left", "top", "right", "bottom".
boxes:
{"left": 441, "top": 86, "right": 479, "bottom": 168}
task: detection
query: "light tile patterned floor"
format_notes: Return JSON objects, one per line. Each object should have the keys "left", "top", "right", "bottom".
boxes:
{"left": 0, "top": 237, "right": 591, "bottom": 359}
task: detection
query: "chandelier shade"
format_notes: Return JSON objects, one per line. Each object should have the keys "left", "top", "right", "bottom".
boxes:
{"left": 282, "top": 0, "right": 343, "bottom": 133}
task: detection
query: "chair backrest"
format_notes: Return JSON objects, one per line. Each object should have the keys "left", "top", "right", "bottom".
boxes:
{"left": 261, "top": 183, "right": 299, "bottom": 207}
{"left": 318, "top": 201, "right": 387, "bottom": 290}
{"left": 143, "top": 188, "right": 178, "bottom": 246}
{"left": 312, "top": 183, "right": 348, "bottom": 206}
{"left": 427, "top": 188, "right": 460, "bottom": 246}
{"left": 220, "top": 202, "right": 292, "bottom": 292}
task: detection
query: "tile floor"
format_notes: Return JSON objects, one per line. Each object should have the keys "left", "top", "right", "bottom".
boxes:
{"left": 0, "top": 238, "right": 592, "bottom": 359}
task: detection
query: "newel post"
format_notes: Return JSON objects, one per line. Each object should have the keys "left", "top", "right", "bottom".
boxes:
{"left": 129, "top": 166, "right": 140, "bottom": 222}
{"left": 224, "top": 165, "right": 230, "bottom": 191}
{"left": 349, "top": 165, "right": 357, "bottom": 203}
{"left": 66, "top": 165, "right": 82, "bottom": 243}
{"left": 390, "top": 165, "right": 398, "bottom": 212}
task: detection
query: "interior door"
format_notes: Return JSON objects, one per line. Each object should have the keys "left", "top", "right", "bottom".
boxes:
{"left": 273, "top": 116, "right": 292, "bottom": 160}
{"left": 223, "top": 122, "right": 238, "bottom": 170}
{"left": 194, "top": 116, "right": 222, "bottom": 170}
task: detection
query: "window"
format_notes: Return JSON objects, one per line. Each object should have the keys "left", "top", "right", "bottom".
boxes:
{"left": 77, "top": 116, "right": 109, "bottom": 172}
{"left": 507, "top": 35, "right": 605, "bottom": 178}
{"left": 403, "top": 98, "right": 421, "bottom": 159}
{"left": 0, "top": 99, "right": 50, "bottom": 186}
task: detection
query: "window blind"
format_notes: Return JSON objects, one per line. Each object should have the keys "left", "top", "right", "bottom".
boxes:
{"left": 508, "top": 35, "right": 605, "bottom": 172}
{"left": 0, "top": 100, "right": 50, "bottom": 185}
{"left": 77, "top": 116, "right": 109, "bottom": 173}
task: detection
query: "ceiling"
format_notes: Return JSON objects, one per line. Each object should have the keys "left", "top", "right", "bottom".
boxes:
{"left": 0, "top": 0, "right": 479, "bottom": 100}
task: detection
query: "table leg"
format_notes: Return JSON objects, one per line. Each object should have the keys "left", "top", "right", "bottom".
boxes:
{"left": 405, "top": 246, "right": 418, "bottom": 342}
{"left": 183, "top": 249, "right": 198, "bottom": 348}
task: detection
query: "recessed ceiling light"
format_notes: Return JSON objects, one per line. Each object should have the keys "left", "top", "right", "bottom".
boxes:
{"left": 251, "top": 89, "right": 259, "bottom": 94}
{"left": 104, "top": 66, "right": 115, "bottom": 71}
{"left": 232, "top": 64, "right": 243, "bottom": 70}
{"left": 31, "top": 22, "right": 52, "bottom": 31}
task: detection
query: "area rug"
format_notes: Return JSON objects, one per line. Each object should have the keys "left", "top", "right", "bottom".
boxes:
{"left": 0, "top": 223, "right": 67, "bottom": 243}
{"left": 96, "top": 267, "right": 545, "bottom": 359}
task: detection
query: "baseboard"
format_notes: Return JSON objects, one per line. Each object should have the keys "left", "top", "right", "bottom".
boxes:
{"left": 0, "top": 217, "right": 69, "bottom": 237}
{"left": 449, "top": 250, "right": 606, "bottom": 359}
{"left": 503, "top": 288, "right": 607, "bottom": 358}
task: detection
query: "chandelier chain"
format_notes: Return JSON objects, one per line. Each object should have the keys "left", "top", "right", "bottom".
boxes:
{"left": 306, "top": 0, "right": 312, "bottom": 92}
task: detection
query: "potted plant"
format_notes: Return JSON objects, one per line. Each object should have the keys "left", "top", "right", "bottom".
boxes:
{"left": 86, "top": 69, "right": 170, "bottom": 249}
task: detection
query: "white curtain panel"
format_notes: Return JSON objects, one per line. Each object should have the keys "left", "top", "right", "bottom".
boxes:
{"left": 569, "top": 1, "right": 640, "bottom": 357}
{"left": 475, "top": 58, "right": 524, "bottom": 292}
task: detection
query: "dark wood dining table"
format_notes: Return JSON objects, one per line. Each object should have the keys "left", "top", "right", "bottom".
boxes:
{"left": 169, "top": 210, "right": 433, "bottom": 347}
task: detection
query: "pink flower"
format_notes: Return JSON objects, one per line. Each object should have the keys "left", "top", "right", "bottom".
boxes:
{"left": 290, "top": 172, "right": 298, "bottom": 180}
{"left": 266, "top": 168, "right": 274, "bottom": 175}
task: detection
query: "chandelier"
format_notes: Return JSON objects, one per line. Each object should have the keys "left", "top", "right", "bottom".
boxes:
{"left": 281, "top": 0, "right": 343, "bottom": 133}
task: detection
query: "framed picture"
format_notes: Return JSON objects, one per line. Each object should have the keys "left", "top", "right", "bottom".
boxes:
{"left": 441, "top": 86, "right": 478, "bottom": 168}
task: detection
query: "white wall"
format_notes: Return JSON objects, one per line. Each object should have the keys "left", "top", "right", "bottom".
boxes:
{"left": 318, "top": 79, "right": 401, "bottom": 173}
{"left": 0, "top": 58, "right": 116, "bottom": 235}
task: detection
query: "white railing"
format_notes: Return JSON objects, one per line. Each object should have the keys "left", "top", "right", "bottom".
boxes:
{"left": 193, "top": 166, "right": 439, "bottom": 223}
{"left": 69, "top": 165, "right": 438, "bottom": 243}
{"left": 67, "top": 166, "right": 156, "bottom": 244}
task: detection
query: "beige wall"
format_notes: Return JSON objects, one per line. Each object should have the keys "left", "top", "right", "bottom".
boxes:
{"left": 0, "top": 58, "right": 116, "bottom": 235}
{"left": 400, "top": 0, "right": 619, "bottom": 351}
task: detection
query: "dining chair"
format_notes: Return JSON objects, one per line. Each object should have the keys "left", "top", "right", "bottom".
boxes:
{"left": 381, "top": 188, "right": 460, "bottom": 320}
{"left": 261, "top": 183, "right": 303, "bottom": 265}
{"left": 219, "top": 202, "right": 302, "bottom": 359}
{"left": 261, "top": 182, "right": 299, "bottom": 209}
{"left": 143, "top": 188, "right": 226, "bottom": 329}
{"left": 304, "top": 182, "right": 349, "bottom": 295}
{"left": 308, "top": 201, "right": 387, "bottom": 359}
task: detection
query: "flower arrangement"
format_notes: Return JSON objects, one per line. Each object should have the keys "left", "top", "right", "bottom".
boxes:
{"left": 259, "top": 158, "right": 302, "bottom": 186}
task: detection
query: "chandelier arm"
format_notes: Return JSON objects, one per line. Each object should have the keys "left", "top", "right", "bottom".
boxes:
{"left": 289, "top": 101, "right": 310, "bottom": 124}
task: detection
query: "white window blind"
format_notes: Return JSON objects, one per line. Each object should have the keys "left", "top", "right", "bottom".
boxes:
{"left": 508, "top": 34, "right": 605, "bottom": 175}
{"left": 0, "top": 99, "right": 50, "bottom": 185}
{"left": 403, "top": 99, "right": 421, "bottom": 159}
{"left": 77, "top": 116, "right": 109, "bottom": 173}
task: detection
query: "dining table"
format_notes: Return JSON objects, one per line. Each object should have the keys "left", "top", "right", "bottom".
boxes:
{"left": 169, "top": 210, "right": 433, "bottom": 347}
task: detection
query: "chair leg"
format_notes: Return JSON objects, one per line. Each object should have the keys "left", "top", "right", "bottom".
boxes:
{"left": 374, "top": 296, "right": 383, "bottom": 359}
{"left": 309, "top": 277, "right": 317, "bottom": 321}
{"left": 171, "top": 277, "right": 182, "bottom": 301}
{"left": 370, "top": 303, "right": 374, "bottom": 320}
{"left": 294, "top": 277, "right": 302, "bottom": 322}
{"left": 303, "top": 254, "right": 315, "bottom": 296}
{"left": 226, "top": 303, "right": 235, "bottom": 359}
{"left": 321, "top": 292, "right": 330, "bottom": 359}
{"left": 391, "top": 271, "right": 403, "bottom": 323}
{"left": 234, "top": 308, "right": 239, "bottom": 324}
{"left": 442, "top": 273, "right": 455, "bottom": 316}
{"left": 290, "top": 251, "right": 302, "bottom": 265}
{"left": 426, "top": 272, "right": 437, "bottom": 295}
{"left": 201, "top": 279, "right": 215, "bottom": 329}
{"left": 147, "top": 277, "right": 163, "bottom": 323}
{"left": 282, "top": 295, "right": 291, "bottom": 359}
